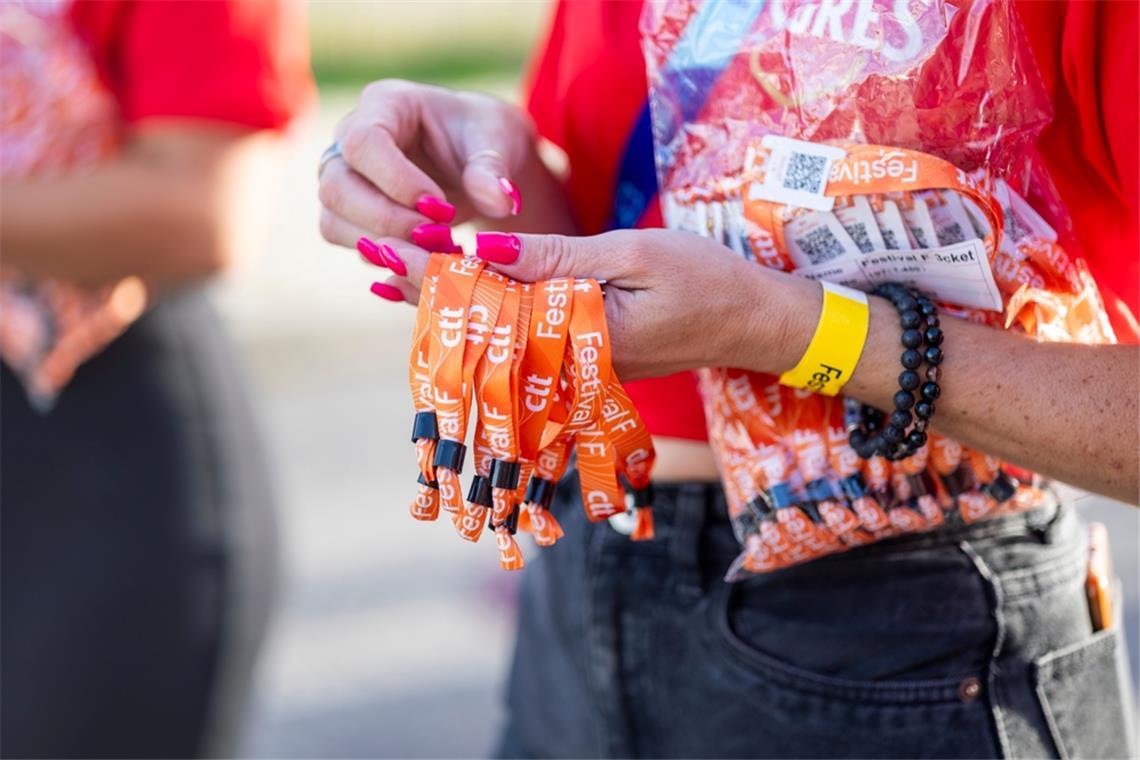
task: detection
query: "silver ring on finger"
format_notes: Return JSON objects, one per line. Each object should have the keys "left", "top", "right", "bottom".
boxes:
{"left": 318, "top": 141, "right": 343, "bottom": 179}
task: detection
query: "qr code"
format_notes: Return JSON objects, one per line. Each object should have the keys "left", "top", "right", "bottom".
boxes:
{"left": 881, "top": 229, "right": 899, "bottom": 249}
{"left": 783, "top": 152, "right": 828, "bottom": 194}
{"left": 843, "top": 222, "right": 874, "bottom": 253}
{"left": 936, "top": 223, "right": 967, "bottom": 246}
{"left": 1003, "top": 209, "right": 1027, "bottom": 241}
{"left": 795, "top": 226, "right": 846, "bottom": 264}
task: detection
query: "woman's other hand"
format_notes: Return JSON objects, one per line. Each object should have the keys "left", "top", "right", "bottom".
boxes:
{"left": 360, "top": 228, "right": 819, "bottom": 381}
{"left": 319, "top": 81, "right": 573, "bottom": 253}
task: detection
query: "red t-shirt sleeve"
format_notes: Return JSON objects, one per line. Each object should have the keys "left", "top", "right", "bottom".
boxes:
{"left": 1018, "top": 0, "right": 1139, "bottom": 340}
{"left": 71, "top": 0, "right": 314, "bottom": 130}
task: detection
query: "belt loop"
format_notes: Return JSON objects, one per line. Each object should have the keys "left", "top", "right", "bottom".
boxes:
{"left": 669, "top": 483, "right": 708, "bottom": 600}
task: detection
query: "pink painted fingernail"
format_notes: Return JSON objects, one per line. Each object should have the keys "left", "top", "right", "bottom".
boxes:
{"left": 379, "top": 243, "right": 407, "bottom": 277}
{"left": 356, "top": 238, "right": 388, "bottom": 268}
{"left": 498, "top": 177, "right": 521, "bottom": 215}
{"left": 416, "top": 194, "right": 456, "bottom": 224}
{"left": 370, "top": 282, "right": 405, "bottom": 302}
{"left": 445, "top": 243, "right": 465, "bottom": 255}
{"left": 411, "top": 223, "right": 455, "bottom": 252}
{"left": 476, "top": 232, "right": 521, "bottom": 264}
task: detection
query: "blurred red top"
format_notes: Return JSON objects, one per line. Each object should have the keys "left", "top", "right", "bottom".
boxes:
{"left": 526, "top": 0, "right": 1139, "bottom": 442}
{"left": 71, "top": 0, "right": 314, "bottom": 130}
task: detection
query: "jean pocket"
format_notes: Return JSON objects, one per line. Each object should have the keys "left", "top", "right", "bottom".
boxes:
{"left": 709, "top": 579, "right": 989, "bottom": 705}
{"left": 1034, "top": 625, "right": 1136, "bottom": 760}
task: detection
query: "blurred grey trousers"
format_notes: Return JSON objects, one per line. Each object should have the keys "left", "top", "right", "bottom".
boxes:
{"left": 1, "top": 290, "right": 277, "bottom": 759}
{"left": 499, "top": 471, "right": 1136, "bottom": 758}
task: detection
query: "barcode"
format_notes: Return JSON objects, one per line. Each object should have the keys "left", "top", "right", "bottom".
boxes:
{"left": 936, "top": 223, "right": 967, "bottom": 246}
{"left": 881, "top": 229, "right": 899, "bottom": 249}
{"left": 910, "top": 227, "right": 930, "bottom": 248}
{"left": 783, "top": 153, "right": 828, "bottom": 194}
{"left": 843, "top": 222, "right": 874, "bottom": 253}
{"left": 795, "top": 226, "right": 846, "bottom": 264}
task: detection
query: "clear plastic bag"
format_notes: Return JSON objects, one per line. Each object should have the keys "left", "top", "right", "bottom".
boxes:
{"left": 640, "top": 0, "right": 1116, "bottom": 578}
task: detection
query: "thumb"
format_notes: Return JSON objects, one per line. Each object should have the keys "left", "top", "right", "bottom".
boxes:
{"left": 461, "top": 148, "right": 522, "bottom": 219}
{"left": 474, "top": 231, "right": 633, "bottom": 284}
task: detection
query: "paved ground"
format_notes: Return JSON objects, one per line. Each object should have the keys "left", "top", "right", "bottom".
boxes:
{"left": 214, "top": 88, "right": 1139, "bottom": 758}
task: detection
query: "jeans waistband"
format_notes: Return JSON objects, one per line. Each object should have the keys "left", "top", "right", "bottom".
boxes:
{"left": 562, "top": 470, "right": 1068, "bottom": 580}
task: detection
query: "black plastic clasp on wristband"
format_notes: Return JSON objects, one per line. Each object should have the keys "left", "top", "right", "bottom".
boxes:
{"left": 490, "top": 459, "right": 521, "bottom": 491}
{"left": 466, "top": 475, "right": 493, "bottom": 508}
{"left": 629, "top": 483, "right": 654, "bottom": 508}
{"left": 505, "top": 505, "right": 520, "bottom": 535}
{"left": 839, "top": 472, "right": 868, "bottom": 501}
{"left": 745, "top": 491, "right": 774, "bottom": 519}
{"left": 805, "top": 478, "right": 835, "bottom": 503}
{"left": 940, "top": 468, "right": 964, "bottom": 498}
{"left": 432, "top": 439, "right": 467, "bottom": 473}
{"left": 731, "top": 511, "right": 757, "bottom": 538}
{"left": 523, "top": 476, "right": 555, "bottom": 509}
{"left": 982, "top": 470, "right": 1018, "bottom": 503}
{"left": 906, "top": 473, "right": 928, "bottom": 498}
{"left": 797, "top": 500, "right": 824, "bottom": 524}
{"left": 416, "top": 472, "right": 439, "bottom": 490}
{"left": 410, "top": 411, "right": 439, "bottom": 443}
{"left": 769, "top": 482, "right": 795, "bottom": 511}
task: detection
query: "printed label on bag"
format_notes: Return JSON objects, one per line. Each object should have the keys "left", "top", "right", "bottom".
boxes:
{"left": 747, "top": 136, "right": 847, "bottom": 211}
{"left": 794, "top": 238, "right": 1003, "bottom": 311}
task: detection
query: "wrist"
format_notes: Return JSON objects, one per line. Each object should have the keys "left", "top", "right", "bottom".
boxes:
{"left": 737, "top": 266, "right": 823, "bottom": 376}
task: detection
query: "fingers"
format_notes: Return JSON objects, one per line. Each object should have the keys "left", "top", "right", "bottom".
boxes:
{"left": 371, "top": 276, "right": 419, "bottom": 305}
{"left": 318, "top": 160, "right": 427, "bottom": 238}
{"left": 319, "top": 208, "right": 374, "bottom": 250}
{"left": 321, "top": 202, "right": 431, "bottom": 302}
{"left": 457, "top": 104, "right": 531, "bottom": 218}
{"left": 461, "top": 149, "right": 521, "bottom": 219}
{"left": 473, "top": 230, "right": 640, "bottom": 284}
{"left": 358, "top": 237, "right": 431, "bottom": 292}
{"left": 336, "top": 84, "right": 443, "bottom": 208}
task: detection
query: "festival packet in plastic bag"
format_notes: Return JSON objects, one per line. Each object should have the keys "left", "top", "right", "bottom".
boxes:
{"left": 641, "top": 0, "right": 1117, "bottom": 579}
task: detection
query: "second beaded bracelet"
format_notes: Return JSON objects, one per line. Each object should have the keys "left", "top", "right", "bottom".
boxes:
{"left": 846, "top": 283, "right": 944, "bottom": 461}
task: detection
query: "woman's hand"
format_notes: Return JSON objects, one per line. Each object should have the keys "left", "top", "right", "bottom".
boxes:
{"left": 318, "top": 80, "right": 575, "bottom": 252}
{"left": 359, "top": 226, "right": 1138, "bottom": 501}
{"left": 361, "top": 228, "right": 820, "bottom": 381}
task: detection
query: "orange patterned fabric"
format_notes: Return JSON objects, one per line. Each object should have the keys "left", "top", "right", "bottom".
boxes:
{"left": 0, "top": 0, "right": 146, "bottom": 406}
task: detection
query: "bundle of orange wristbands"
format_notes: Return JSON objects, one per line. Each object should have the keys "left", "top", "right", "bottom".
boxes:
{"left": 406, "top": 253, "right": 655, "bottom": 570}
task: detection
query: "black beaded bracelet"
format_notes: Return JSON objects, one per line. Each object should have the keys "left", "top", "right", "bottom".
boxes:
{"left": 847, "top": 283, "right": 944, "bottom": 461}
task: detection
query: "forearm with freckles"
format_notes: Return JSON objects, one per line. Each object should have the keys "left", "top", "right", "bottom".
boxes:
{"left": 737, "top": 266, "right": 1139, "bottom": 504}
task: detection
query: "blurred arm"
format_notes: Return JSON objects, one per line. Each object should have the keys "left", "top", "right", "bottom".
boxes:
{"left": 1, "top": 124, "right": 282, "bottom": 287}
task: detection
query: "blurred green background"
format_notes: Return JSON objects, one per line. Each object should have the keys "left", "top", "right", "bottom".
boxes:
{"left": 309, "top": 1, "right": 544, "bottom": 89}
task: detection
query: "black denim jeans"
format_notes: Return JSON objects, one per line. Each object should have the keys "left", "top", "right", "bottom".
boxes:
{"left": 499, "top": 472, "right": 1135, "bottom": 759}
{"left": 1, "top": 291, "right": 277, "bottom": 758}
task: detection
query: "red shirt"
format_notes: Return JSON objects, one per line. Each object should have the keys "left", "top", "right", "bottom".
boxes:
{"left": 71, "top": 0, "right": 314, "bottom": 131}
{"left": 526, "top": 0, "right": 1139, "bottom": 442}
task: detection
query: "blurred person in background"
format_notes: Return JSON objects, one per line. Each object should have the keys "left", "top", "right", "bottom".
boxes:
{"left": 320, "top": 0, "right": 1136, "bottom": 757}
{"left": 0, "top": 1, "right": 312, "bottom": 757}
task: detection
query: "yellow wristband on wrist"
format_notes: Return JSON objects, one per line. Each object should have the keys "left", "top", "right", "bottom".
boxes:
{"left": 779, "top": 281, "right": 870, "bottom": 396}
